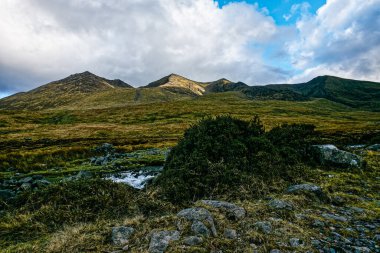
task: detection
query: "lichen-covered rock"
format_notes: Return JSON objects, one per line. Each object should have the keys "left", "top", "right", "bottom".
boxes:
{"left": 177, "top": 207, "right": 217, "bottom": 236}
{"left": 191, "top": 221, "right": 210, "bottom": 237}
{"left": 367, "top": 144, "right": 380, "bottom": 151}
{"left": 286, "top": 183, "right": 325, "bottom": 200}
{"left": 312, "top": 144, "right": 363, "bottom": 168}
{"left": 200, "top": 200, "right": 246, "bottom": 220}
{"left": 111, "top": 226, "right": 135, "bottom": 246}
{"left": 254, "top": 221, "right": 272, "bottom": 234}
{"left": 224, "top": 228, "right": 237, "bottom": 239}
{"left": 183, "top": 236, "right": 203, "bottom": 246}
{"left": 268, "top": 199, "right": 293, "bottom": 210}
{"left": 321, "top": 213, "right": 348, "bottom": 222}
{"left": 149, "top": 230, "right": 180, "bottom": 253}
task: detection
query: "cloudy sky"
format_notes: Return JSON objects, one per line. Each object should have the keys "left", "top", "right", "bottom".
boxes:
{"left": 0, "top": 0, "right": 379, "bottom": 98}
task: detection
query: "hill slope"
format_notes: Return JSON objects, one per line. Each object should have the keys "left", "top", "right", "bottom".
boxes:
{"left": 0, "top": 71, "right": 133, "bottom": 110}
{"left": 269, "top": 76, "right": 380, "bottom": 110}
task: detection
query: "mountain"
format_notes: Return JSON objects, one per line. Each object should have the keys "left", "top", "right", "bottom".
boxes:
{"left": 0, "top": 71, "right": 133, "bottom": 110}
{"left": 0, "top": 72, "right": 379, "bottom": 111}
{"left": 144, "top": 74, "right": 207, "bottom": 96}
{"left": 269, "top": 75, "right": 380, "bottom": 109}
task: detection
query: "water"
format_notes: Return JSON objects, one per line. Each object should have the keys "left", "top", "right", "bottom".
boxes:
{"left": 105, "top": 166, "right": 163, "bottom": 189}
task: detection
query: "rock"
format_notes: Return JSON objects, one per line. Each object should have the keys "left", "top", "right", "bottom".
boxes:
{"left": 321, "top": 213, "right": 348, "bottom": 222}
{"left": 149, "top": 230, "right": 180, "bottom": 253}
{"left": 200, "top": 200, "right": 246, "bottom": 220}
{"left": 0, "top": 189, "right": 16, "bottom": 200}
{"left": 183, "top": 236, "right": 203, "bottom": 246}
{"left": 313, "top": 219, "right": 326, "bottom": 227}
{"left": 270, "top": 250, "right": 281, "bottom": 253}
{"left": 18, "top": 176, "right": 33, "bottom": 184}
{"left": 254, "top": 221, "right": 272, "bottom": 234}
{"left": 312, "top": 144, "right": 363, "bottom": 168}
{"left": 177, "top": 207, "right": 217, "bottom": 236}
{"left": 366, "top": 144, "right": 380, "bottom": 151}
{"left": 20, "top": 182, "right": 32, "bottom": 191}
{"left": 352, "top": 246, "right": 371, "bottom": 253}
{"left": 224, "top": 228, "right": 237, "bottom": 239}
{"left": 268, "top": 199, "right": 293, "bottom": 210}
{"left": 76, "top": 171, "right": 93, "bottom": 179}
{"left": 111, "top": 226, "right": 135, "bottom": 246}
{"left": 191, "top": 221, "right": 210, "bottom": 237}
{"left": 289, "top": 238, "right": 301, "bottom": 247}
{"left": 287, "top": 183, "right": 325, "bottom": 200}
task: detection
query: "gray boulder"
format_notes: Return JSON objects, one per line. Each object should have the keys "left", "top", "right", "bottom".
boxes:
{"left": 268, "top": 199, "right": 293, "bottom": 210}
{"left": 289, "top": 238, "right": 302, "bottom": 247}
{"left": 321, "top": 213, "right": 348, "bottom": 222}
{"left": 224, "top": 228, "right": 237, "bottom": 239}
{"left": 287, "top": 184, "right": 325, "bottom": 200}
{"left": 111, "top": 226, "right": 135, "bottom": 246}
{"left": 200, "top": 200, "right": 246, "bottom": 220}
{"left": 33, "top": 179, "right": 51, "bottom": 188}
{"left": 183, "top": 236, "right": 203, "bottom": 246}
{"left": 20, "top": 182, "right": 32, "bottom": 191}
{"left": 177, "top": 207, "right": 217, "bottom": 236}
{"left": 0, "top": 189, "right": 16, "bottom": 200}
{"left": 149, "top": 230, "right": 180, "bottom": 253}
{"left": 191, "top": 221, "right": 210, "bottom": 237}
{"left": 18, "top": 176, "right": 33, "bottom": 184}
{"left": 312, "top": 144, "right": 363, "bottom": 168}
{"left": 254, "top": 221, "right": 272, "bottom": 234}
{"left": 76, "top": 171, "right": 93, "bottom": 179}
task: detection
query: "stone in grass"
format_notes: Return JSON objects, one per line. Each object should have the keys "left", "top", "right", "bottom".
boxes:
{"left": 200, "top": 200, "right": 246, "bottom": 220}
{"left": 268, "top": 199, "right": 293, "bottom": 211}
{"left": 224, "top": 228, "right": 237, "bottom": 239}
{"left": 254, "top": 221, "right": 272, "bottom": 234}
{"left": 183, "top": 236, "right": 203, "bottom": 246}
{"left": 321, "top": 213, "right": 348, "bottom": 222}
{"left": 177, "top": 207, "right": 217, "bottom": 236}
{"left": 149, "top": 230, "right": 180, "bottom": 253}
{"left": 270, "top": 250, "right": 281, "bottom": 253}
{"left": 289, "top": 238, "right": 302, "bottom": 247}
{"left": 191, "top": 221, "right": 210, "bottom": 237}
{"left": 111, "top": 226, "right": 135, "bottom": 246}
{"left": 286, "top": 183, "right": 326, "bottom": 200}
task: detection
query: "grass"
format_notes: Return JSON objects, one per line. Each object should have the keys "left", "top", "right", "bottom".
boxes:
{"left": 0, "top": 92, "right": 379, "bottom": 252}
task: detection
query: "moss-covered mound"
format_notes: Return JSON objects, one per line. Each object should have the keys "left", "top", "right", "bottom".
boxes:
{"left": 155, "top": 115, "right": 316, "bottom": 203}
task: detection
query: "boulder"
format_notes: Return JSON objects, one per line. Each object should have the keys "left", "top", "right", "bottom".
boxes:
{"left": 191, "top": 221, "right": 210, "bottom": 237}
{"left": 224, "top": 228, "right": 237, "bottom": 239}
{"left": 254, "top": 221, "right": 272, "bottom": 234}
{"left": 33, "top": 179, "right": 51, "bottom": 188}
{"left": 20, "top": 182, "right": 32, "bottom": 191}
{"left": 183, "top": 236, "right": 203, "bottom": 246}
{"left": 286, "top": 183, "right": 326, "bottom": 200}
{"left": 149, "top": 230, "right": 180, "bottom": 253}
{"left": 111, "top": 226, "right": 135, "bottom": 246}
{"left": 321, "top": 213, "right": 348, "bottom": 222}
{"left": 18, "top": 176, "right": 33, "bottom": 184}
{"left": 200, "top": 200, "right": 246, "bottom": 220}
{"left": 177, "top": 207, "right": 217, "bottom": 236}
{"left": 312, "top": 144, "right": 363, "bottom": 168}
{"left": 289, "top": 238, "right": 302, "bottom": 247}
{"left": 268, "top": 199, "right": 293, "bottom": 210}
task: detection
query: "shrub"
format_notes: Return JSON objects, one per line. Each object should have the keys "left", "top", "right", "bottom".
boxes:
{"left": 155, "top": 115, "right": 316, "bottom": 203}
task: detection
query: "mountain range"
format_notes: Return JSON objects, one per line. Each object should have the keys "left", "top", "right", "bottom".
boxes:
{"left": 0, "top": 71, "right": 379, "bottom": 111}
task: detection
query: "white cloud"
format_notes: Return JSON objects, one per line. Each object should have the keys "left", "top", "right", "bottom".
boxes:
{"left": 0, "top": 0, "right": 284, "bottom": 92}
{"left": 289, "top": 0, "right": 380, "bottom": 83}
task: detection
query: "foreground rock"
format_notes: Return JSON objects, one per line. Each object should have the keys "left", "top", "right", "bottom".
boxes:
{"left": 312, "top": 144, "right": 363, "bottom": 168}
{"left": 268, "top": 199, "right": 293, "bottom": 211}
{"left": 200, "top": 200, "right": 246, "bottom": 220}
{"left": 177, "top": 207, "right": 217, "bottom": 236}
{"left": 287, "top": 183, "right": 326, "bottom": 200}
{"left": 149, "top": 230, "right": 180, "bottom": 253}
{"left": 111, "top": 226, "right": 135, "bottom": 246}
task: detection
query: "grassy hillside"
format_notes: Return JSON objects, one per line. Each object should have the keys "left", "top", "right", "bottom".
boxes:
{"left": 270, "top": 76, "right": 380, "bottom": 110}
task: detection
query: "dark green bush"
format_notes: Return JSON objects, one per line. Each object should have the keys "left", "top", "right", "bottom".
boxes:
{"left": 155, "top": 115, "right": 316, "bottom": 203}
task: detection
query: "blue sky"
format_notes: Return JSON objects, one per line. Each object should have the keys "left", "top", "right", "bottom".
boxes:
{"left": 216, "top": 0, "right": 326, "bottom": 25}
{"left": 0, "top": 0, "right": 379, "bottom": 98}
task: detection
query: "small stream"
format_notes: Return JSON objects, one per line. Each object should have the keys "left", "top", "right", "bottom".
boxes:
{"left": 105, "top": 166, "right": 163, "bottom": 189}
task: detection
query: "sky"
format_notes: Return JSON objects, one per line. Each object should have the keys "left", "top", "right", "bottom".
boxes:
{"left": 0, "top": 0, "right": 379, "bottom": 98}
